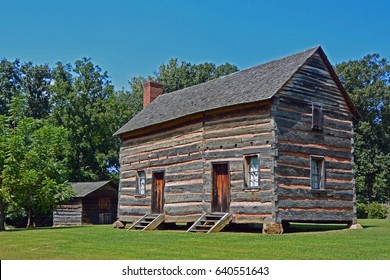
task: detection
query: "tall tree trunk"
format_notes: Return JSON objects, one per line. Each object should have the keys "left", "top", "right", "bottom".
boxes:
{"left": 26, "top": 208, "right": 34, "bottom": 228}
{"left": 0, "top": 198, "right": 6, "bottom": 231}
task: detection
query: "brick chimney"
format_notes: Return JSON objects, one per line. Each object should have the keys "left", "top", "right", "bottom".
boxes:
{"left": 143, "top": 81, "right": 164, "bottom": 108}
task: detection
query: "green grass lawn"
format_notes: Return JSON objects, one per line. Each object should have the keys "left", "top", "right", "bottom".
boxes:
{"left": 0, "top": 219, "right": 389, "bottom": 260}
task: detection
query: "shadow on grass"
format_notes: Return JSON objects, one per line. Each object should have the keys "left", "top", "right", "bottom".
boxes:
{"left": 4, "top": 225, "right": 89, "bottom": 232}
{"left": 157, "top": 222, "right": 361, "bottom": 234}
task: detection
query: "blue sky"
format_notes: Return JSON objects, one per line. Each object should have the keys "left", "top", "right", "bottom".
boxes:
{"left": 1, "top": 0, "right": 389, "bottom": 89}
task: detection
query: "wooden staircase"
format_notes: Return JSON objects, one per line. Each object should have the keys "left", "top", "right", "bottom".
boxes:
{"left": 128, "top": 213, "right": 165, "bottom": 231}
{"left": 187, "top": 212, "right": 232, "bottom": 233}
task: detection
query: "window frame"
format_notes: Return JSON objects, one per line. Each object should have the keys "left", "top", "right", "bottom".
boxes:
{"left": 136, "top": 170, "right": 147, "bottom": 197}
{"left": 98, "top": 197, "right": 111, "bottom": 210}
{"left": 310, "top": 155, "right": 326, "bottom": 190}
{"left": 243, "top": 154, "right": 260, "bottom": 190}
{"left": 312, "top": 103, "right": 324, "bottom": 131}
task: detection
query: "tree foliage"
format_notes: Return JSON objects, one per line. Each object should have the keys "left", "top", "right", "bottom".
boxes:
{"left": 0, "top": 98, "right": 73, "bottom": 229}
{"left": 156, "top": 58, "right": 238, "bottom": 93}
{"left": 336, "top": 54, "right": 390, "bottom": 203}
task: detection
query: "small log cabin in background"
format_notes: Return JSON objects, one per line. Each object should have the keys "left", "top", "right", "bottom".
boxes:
{"left": 53, "top": 181, "right": 118, "bottom": 226}
{"left": 114, "top": 46, "right": 361, "bottom": 234}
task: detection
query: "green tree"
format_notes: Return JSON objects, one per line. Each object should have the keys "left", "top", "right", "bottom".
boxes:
{"left": 0, "top": 97, "right": 73, "bottom": 230}
{"left": 0, "top": 115, "right": 9, "bottom": 231}
{"left": 0, "top": 59, "right": 21, "bottom": 115}
{"left": 20, "top": 62, "right": 52, "bottom": 118}
{"left": 336, "top": 54, "right": 390, "bottom": 203}
{"left": 156, "top": 58, "right": 238, "bottom": 93}
{"left": 50, "top": 58, "right": 117, "bottom": 181}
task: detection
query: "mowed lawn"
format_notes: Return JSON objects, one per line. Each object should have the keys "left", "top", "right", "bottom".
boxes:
{"left": 0, "top": 219, "right": 389, "bottom": 260}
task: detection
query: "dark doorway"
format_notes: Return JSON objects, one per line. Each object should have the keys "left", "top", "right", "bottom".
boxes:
{"left": 151, "top": 172, "right": 165, "bottom": 213}
{"left": 212, "top": 163, "right": 230, "bottom": 212}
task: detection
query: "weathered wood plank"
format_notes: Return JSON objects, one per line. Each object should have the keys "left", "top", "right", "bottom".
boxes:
{"left": 230, "top": 190, "right": 273, "bottom": 203}
{"left": 277, "top": 143, "right": 352, "bottom": 159}
{"left": 278, "top": 199, "right": 354, "bottom": 209}
{"left": 277, "top": 187, "right": 354, "bottom": 200}
{"left": 230, "top": 202, "right": 273, "bottom": 214}
{"left": 232, "top": 214, "right": 273, "bottom": 224}
{"left": 165, "top": 193, "right": 206, "bottom": 203}
{"left": 164, "top": 203, "right": 203, "bottom": 215}
{"left": 278, "top": 209, "right": 355, "bottom": 221}
{"left": 164, "top": 214, "right": 201, "bottom": 223}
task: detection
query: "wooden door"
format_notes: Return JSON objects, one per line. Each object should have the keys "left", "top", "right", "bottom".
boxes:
{"left": 151, "top": 172, "right": 165, "bottom": 213}
{"left": 212, "top": 163, "right": 230, "bottom": 212}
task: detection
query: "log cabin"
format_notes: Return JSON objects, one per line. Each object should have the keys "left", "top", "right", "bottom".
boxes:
{"left": 114, "top": 46, "right": 361, "bottom": 233}
{"left": 53, "top": 181, "right": 118, "bottom": 226}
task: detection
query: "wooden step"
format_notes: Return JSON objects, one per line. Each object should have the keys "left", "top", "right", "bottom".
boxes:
{"left": 187, "top": 212, "right": 232, "bottom": 233}
{"left": 128, "top": 213, "right": 165, "bottom": 231}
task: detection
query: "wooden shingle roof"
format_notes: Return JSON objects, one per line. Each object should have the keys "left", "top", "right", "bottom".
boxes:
{"left": 115, "top": 46, "right": 358, "bottom": 136}
{"left": 71, "top": 181, "right": 115, "bottom": 197}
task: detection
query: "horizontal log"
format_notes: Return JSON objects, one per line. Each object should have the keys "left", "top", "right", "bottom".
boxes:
{"left": 203, "top": 147, "right": 273, "bottom": 160}
{"left": 231, "top": 190, "right": 273, "bottom": 203}
{"left": 277, "top": 209, "right": 355, "bottom": 222}
{"left": 164, "top": 214, "right": 201, "bottom": 223}
{"left": 122, "top": 143, "right": 201, "bottom": 163}
{"left": 118, "top": 214, "right": 144, "bottom": 223}
{"left": 277, "top": 187, "right": 354, "bottom": 200}
{"left": 203, "top": 135, "right": 273, "bottom": 151}
{"left": 165, "top": 172, "right": 203, "bottom": 182}
{"left": 232, "top": 214, "right": 273, "bottom": 224}
{"left": 204, "top": 122, "right": 273, "bottom": 139}
{"left": 165, "top": 183, "right": 203, "bottom": 193}
{"left": 277, "top": 127, "right": 352, "bottom": 149}
{"left": 119, "top": 206, "right": 149, "bottom": 216}
{"left": 121, "top": 154, "right": 203, "bottom": 171}
{"left": 165, "top": 167, "right": 205, "bottom": 177}
{"left": 122, "top": 120, "right": 203, "bottom": 148}
{"left": 164, "top": 203, "right": 203, "bottom": 215}
{"left": 119, "top": 197, "right": 151, "bottom": 206}
{"left": 275, "top": 117, "right": 353, "bottom": 139}
{"left": 204, "top": 116, "right": 271, "bottom": 131}
{"left": 277, "top": 143, "right": 352, "bottom": 160}
{"left": 230, "top": 202, "right": 273, "bottom": 214}
{"left": 277, "top": 154, "right": 353, "bottom": 170}
{"left": 278, "top": 199, "right": 354, "bottom": 209}
{"left": 165, "top": 193, "right": 206, "bottom": 203}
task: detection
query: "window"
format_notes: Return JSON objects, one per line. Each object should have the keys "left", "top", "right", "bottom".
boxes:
{"left": 136, "top": 171, "right": 146, "bottom": 196}
{"left": 99, "top": 198, "right": 110, "bottom": 209}
{"left": 310, "top": 156, "right": 325, "bottom": 190}
{"left": 244, "top": 155, "right": 259, "bottom": 189}
{"left": 312, "top": 104, "right": 323, "bottom": 131}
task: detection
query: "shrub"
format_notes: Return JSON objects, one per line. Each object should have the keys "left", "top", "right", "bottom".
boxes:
{"left": 366, "top": 202, "right": 388, "bottom": 219}
{"left": 356, "top": 202, "right": 368, "bottom": 218}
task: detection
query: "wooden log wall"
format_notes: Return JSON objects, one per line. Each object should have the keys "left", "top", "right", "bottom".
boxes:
{"left": 273, "top": 52, "right": 356, "bottom": 223}
{"left": 118, "top": 102, "right": 277, "bottom": 224}
{"left": 202, "top": 104, "right": 275, "bottom": 224}
{"left": 119, "top": 118, "right": 205, "bottom": 223}
{"left": 53, "top": 198, "right": 82, "bottom": 226}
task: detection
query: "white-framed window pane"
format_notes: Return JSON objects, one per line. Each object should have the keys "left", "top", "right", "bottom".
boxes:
{"left": 137, "top": 171, "right": 146, "bottom": 195}
{"left": 248, "top": 156, "right": 259, "bottom": 188}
